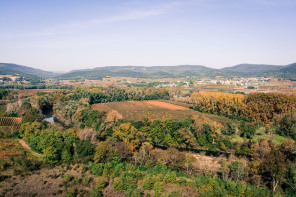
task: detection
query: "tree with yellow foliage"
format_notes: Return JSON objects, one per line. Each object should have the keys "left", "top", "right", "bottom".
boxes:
{"left": 113, "top": 123, "right": 143, "bottom": 151}
{"left": 191, "top": 91, "right": 245, "bottom": 118}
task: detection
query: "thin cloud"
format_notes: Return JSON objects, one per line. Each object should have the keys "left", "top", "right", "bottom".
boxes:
{"left": 0, "top": 1, "right": 181, "bottom": 39}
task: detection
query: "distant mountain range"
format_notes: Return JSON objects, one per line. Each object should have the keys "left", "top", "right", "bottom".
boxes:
{"left": 0, "top": 62, "right": 295, "bottom": 80}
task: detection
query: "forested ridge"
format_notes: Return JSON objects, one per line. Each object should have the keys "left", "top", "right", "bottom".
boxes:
{"left": 1, "top": 62, "right": 296, "bottom": 80}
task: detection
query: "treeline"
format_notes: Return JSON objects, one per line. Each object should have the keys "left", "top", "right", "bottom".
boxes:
{"left": 0, "top": 84, "right": 73, "bottom": 90}
{"left": 59, "top": 87, "right": 170, "bottom": 104}
{"left": 191, "top": 91, "right": 296, "bottom": 123}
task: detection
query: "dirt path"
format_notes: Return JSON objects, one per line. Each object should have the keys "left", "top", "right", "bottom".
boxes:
{"left": 18, "top": 139, "right": 43, "bottom": 158}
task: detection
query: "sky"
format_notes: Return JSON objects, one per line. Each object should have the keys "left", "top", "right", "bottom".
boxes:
{"left": 0, "top": 0, "right": 296, "bottom": 72}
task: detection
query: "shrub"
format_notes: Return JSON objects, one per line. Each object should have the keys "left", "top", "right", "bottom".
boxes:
{"left": 123, "top": 176, "right": 137, "bottom": 191}
{"left": 96, "top": 176, "right": 108, "bottom": 190}
{"left": 63, "top": 188, "right": 76, "bottom": 197}
{"left": 221, "top": 122, "right": 236, "bottom": 135}
{"left": 230, "top": 161, "right": 245, "bottom": 182}
{"left": 113, "top": 163, "right": 125, "bottom": 177}
{"left": 154, "top": 182, "right": 164, "bottom": 197}
{"left": 163, "top": 172, "right": 177, "bottom": 184}
{"left": 94, "top": 142, "right": 117, "bottom": 163}
{"left": 113, "top": 177, "right": 124, "bottom": 191}
{"left": 61, "top": 146, "right": 72, "bottom": 164}
{"left": 75, "top": 139, "right": 96, "bottom": 158}
{"left": 127, "top": 188, "right": 144, "bottom": 197}
{"left": 63, "top": 174, "right": 73, "bottom": 182}
{"left": 143, "top": 176, "right": 154, "bottom": 190}
{"left": 90, "top": 188, "right": 103, "bottom": 197}
{"left": 90, "top": 163, "right": 104, "bottom": 176}
{"left": 168, "top": 191, "right": 181, "bottom": 197}
{"left": 82, "top": 176, "right": 91, "bottom": 186}
{"left": 73, "top": 176, "right": 81, "bottom": 185}
{"left": 178, "top": 177, "right": 187, "bottom": 186}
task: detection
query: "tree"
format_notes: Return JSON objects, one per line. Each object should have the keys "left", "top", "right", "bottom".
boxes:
{"left": 276, "top": 113, "right": 296, "bottom": 139}
{"left": 61, "top": 146, "right": 72, "bottom": 164}
{"left": 115, "top": 141, "right": 133, "bottom": 161}
{"left": 43, "top": 146, "right": 58, "bottom": 164}
{"left": 261, "top": 146, "right": 287, "bottom": 192}
{"left": 113, "top": 123, "right": 143, "bottom": 151}
{"left": 239, "top": 122, "right": 255, "bottom": 138}
{"left": 75, "top": 139, "right": 96, "bottom": 159}
{"left": 221, "top": 122, "right": 236, "bottom": 135}
{"left": 230, "top": 161, "right": 246, "bottom": 182}
{"left": 94, "top": 142, "right": 117, "bottom": 163}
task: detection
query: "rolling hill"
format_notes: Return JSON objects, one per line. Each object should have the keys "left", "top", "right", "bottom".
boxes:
{"left": 56, "top": 65, "right": 217, "bottom": 80}
{"left": 1, "top": 62, "right": 296, "bottom": 80}
{"left": 0, "top": 63, "right": 57, "bottom": 79}
{"left": 221, "top": 64, "right": 283, "bottom": 73}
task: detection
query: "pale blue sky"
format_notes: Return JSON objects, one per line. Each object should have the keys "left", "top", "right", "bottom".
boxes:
{"left": 0, "top": 0, "right": 295, "bottom": 71}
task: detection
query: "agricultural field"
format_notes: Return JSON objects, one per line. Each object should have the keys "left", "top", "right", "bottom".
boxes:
{"left": 249, "top": 79, "right": 296, "bottom": 95}
{"left": 0, "top": 139, "right": 32, "bottom": 161}
{"left": 0, "top": 117, "right": 22, "bottom": 134}
{"left": 92, "top": 100, "right": 190, "bottom": 121}
{"left": 92, "top": 100, "right": 237, "bottom": 124}
{"left": 0, "top": 117, "right": 22, "bottom": 126}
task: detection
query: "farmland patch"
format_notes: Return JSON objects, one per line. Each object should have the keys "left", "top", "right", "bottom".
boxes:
{"left": 0, "top": 139, "right": 34, "bottom": 161}
{"left": 92, "top": 100, "right": 237, "bottom": 124}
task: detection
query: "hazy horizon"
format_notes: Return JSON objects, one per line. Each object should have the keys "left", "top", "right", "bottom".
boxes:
{"left": 1, "top": 0, "right": 296, "bottom": 72}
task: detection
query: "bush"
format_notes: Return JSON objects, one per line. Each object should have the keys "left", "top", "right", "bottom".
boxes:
{"left": 113, "top": 163, "right": 125, "bottom": 177}
{"left": 73, "top": 176, "right": 81, "bottom": 185}
{"left": 127, "top": 188, "right": 144, "bottom": 197}
{"left": 63, "top": 174, "right": 73, "bottom": 182}
{"left": 96, "top": 176, "right": 108, "bottom": 190}
{"left": 163, "top": 172, "right": 177, "bottom": 183}
{"left": 154, "top": 182, "right": 164, "bottom": 197}
{"left": 230, "top": 161, "right": 245, "bottom": 182}
{"left": 168, "top": 191, "right": 181, "bottom": 197}
{"left": 63, "top": 188, "right": 76, "bottom": 197}
{"left": 94, "top": 142, "right": 117, "bottom": 163}
{"left": 221, "top": 122, "right": 236, "bottom": 135}
{"left": 143, "top": 176, "right": 154, "bottom": 190}
{"left": 113, "top": 177, "right": 124, "bottom": 191}
{"left": 240, "top": 122, "right": 255, "bottom": 138}
{"left": 178, "top": 177, "right": 187, "bottom": 186}
{"left": 90, "top": 188, "right": 103, "bottom": 197}
{"left": 82, "top": 176, "right": 91, "bottom": 186}
{"left": 90, "top": 163, "right": 104, "bottom": 176}
{"left": 75, "top": 139, "right": 96, "bottom": 158}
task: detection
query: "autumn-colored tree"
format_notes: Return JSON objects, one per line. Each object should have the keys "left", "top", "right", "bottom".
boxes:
{"left": 94, "top": 142, "right": 117, "bottom": 163}
{"left": 113, "top": 123, "right": 143, "bottom": 151}
{"left": 243, "top": 93, "right": 296, "bottom": 124}
{"left": 136, "top": 142, "right": 153, "bottom": 165}
{"left": 260, "top": 145, "right": 287, "bottom": 192}
{"left": 251, "top": 140, "right": 271, "bottom": 162}
{"left": 191, "top": 91, "right": 245, "bottom": 117}
{"left": 115, "top": 141, "right": 133, "bottom": 161}
{"left": 247, "top": 160, "right": 261, "bottom": 187}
